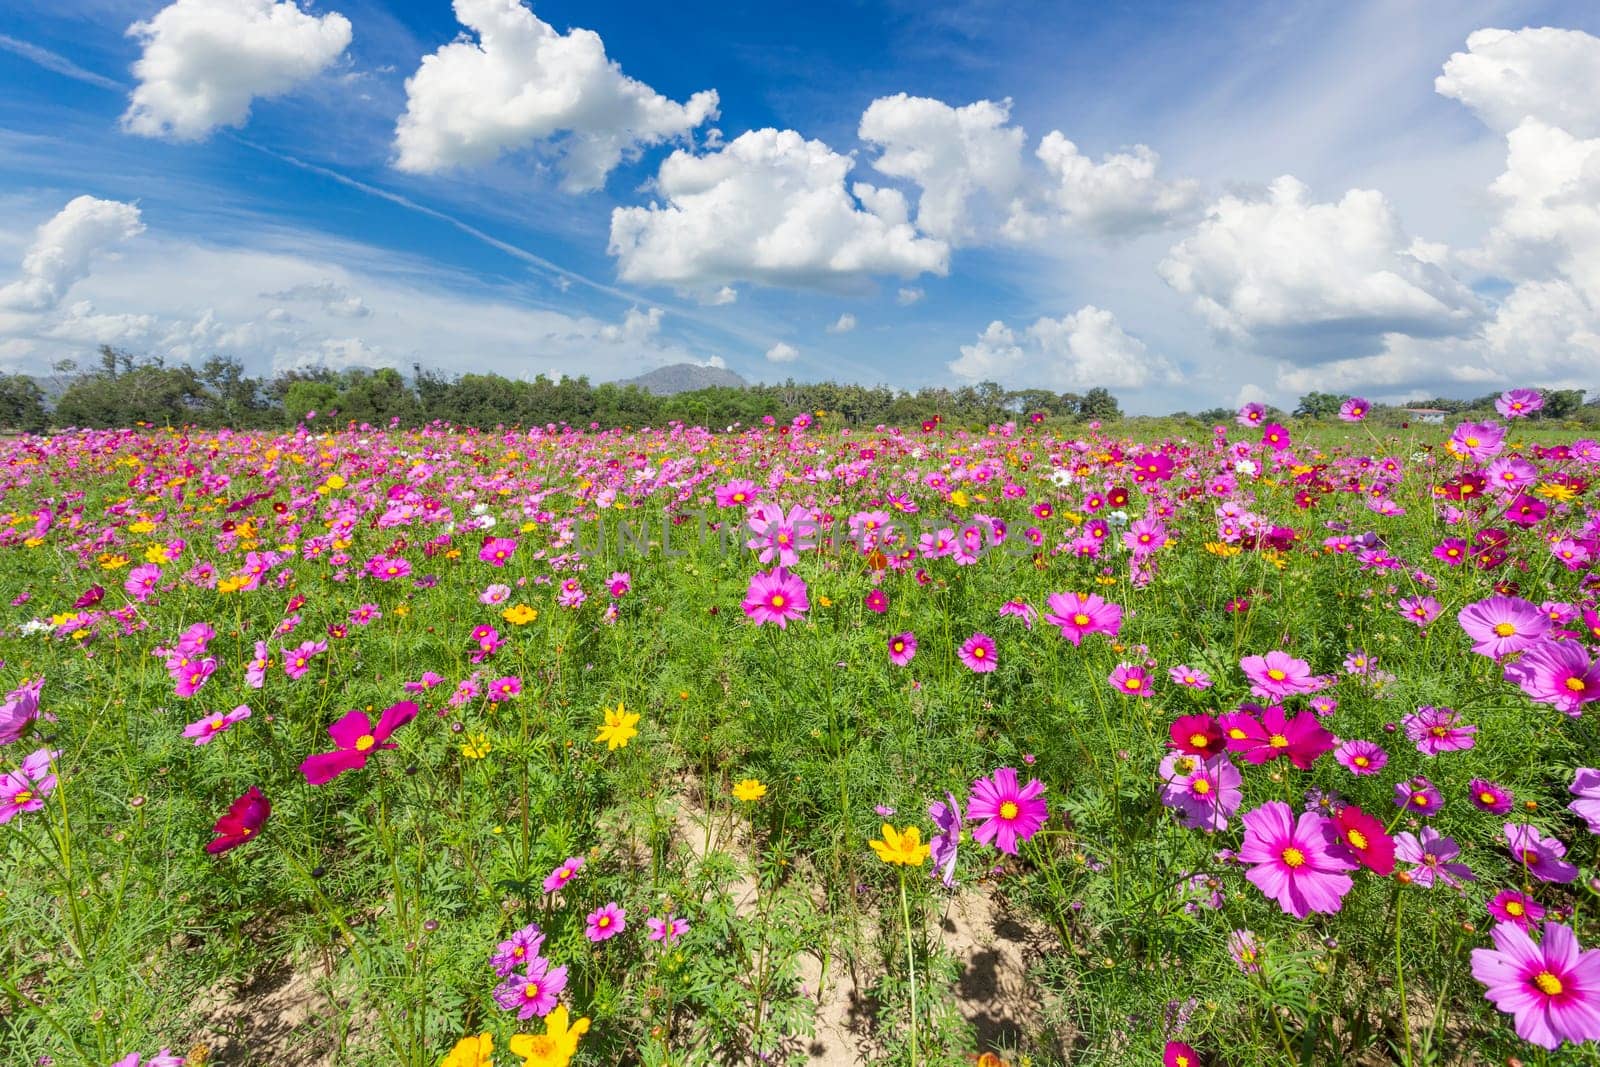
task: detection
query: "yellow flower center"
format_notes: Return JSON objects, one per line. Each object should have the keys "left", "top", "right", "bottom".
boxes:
{"left": 1188, "top": 733, "right": 1210, "bottom": 748}
{"left": 1431, "top": 726, "right": 1450, "bottom": 737}
{"left": 1192, "top": 779, "right": 1212, "bottom": 796}
{"left": 1268, "top": 734, "right": 1289, "bottom": 748}
{"left": 598, "top": 916, "right": 610, "bottom": 928}
{"left": 1267, "top": 668, "right": 1286, "bottom": 681}
{"left": 355, "top": 735, "right": 376, "bottom": 752}
{"left": 1565, "top": 678, "right": 1586, "bottom": 692}
{"left": 1493, "top": 622, "right": 1516, "bottom": 637}
{"left": 523, "top": 982, "right": 542, "bottom": 1000}
{"left": 1072, "top": 613, "right": 1089, "bottom": 626}
{"left": 972, "top": 647, "right": 986, "bottom": 658}
{"left": 1281, "top": 847, "right": 1306, "bottom": 868}
{"left": 1533, "top": 971, "right": 1563, "bottom": 996}
{"left": 999, "top": 801, "right": 1019, "bottom": 820}
{"left": 1505, "top": 900, "right": 1525, "bottom": 917}
{"left": 1227, "top": 728, "right": 1247, "bottom": 740}
{"left": 14, "top": 790, "right": 32, "bottom": 805}
{"left": 1346, "top": 829, "right": 1368, "bottom": 850}
{"left": 770, "top": 594, "right": 785, "bottom": 608}
{"left": 1479, "top": 792, "right": 1497, "bottom": 805}
{"left": 1124, "top": 677, "right": 1141, "bottom": 689}
{"left": 210, "top": 718, "right": 225, "bottom": 729}
{"left": 1465, "top": 436, "right": 1480, "bottom": 448}
{"left": 1411, "top": 792, "right": 1429, "bottom": 807}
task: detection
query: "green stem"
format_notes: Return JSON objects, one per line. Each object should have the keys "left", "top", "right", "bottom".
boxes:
{"left": 899, "top": 870, "right": 918, "bottom": 1067}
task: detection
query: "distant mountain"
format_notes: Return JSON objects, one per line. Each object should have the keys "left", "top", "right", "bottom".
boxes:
{"left": 615, "top": 363, "right": 748, "bottom": 396}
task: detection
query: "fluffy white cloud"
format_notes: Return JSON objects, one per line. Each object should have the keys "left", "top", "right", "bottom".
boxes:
{"left": 1158, "top": 176, "right": 1481, "bottom": 360}
{"left": 1436, "top": 27, "right": 1600, "bottom": 137}
{"left": 393, "top": 0, "right": 718, "bottom": 191}
{"left": 826, "top": 312, "right": 856, "bottom": 333}
{"left": 702, "top": 286, "right": 738, "bottom": 306}
{"left": 0, "top": 202, "right": 722, "bottom": 383}
{"left": 1478, "top": 120, "right": 1600, "bottom": 299}
{"left": 949, "top": 306, "right": 1178, "bottom": 390}
{"left": 1010, "top": 132, "right": 1201, "bottom": 238}
{"left": 123, "top": 0, "right": 352, "bottom": 141}
{"left": 608, "top": 128, "right": 949, "bottom": 290}
{"left": 896, "top": 286, "right": 924, "bottom": 305}
{"left": 858, "top": 94, "right": 1026, "bottom": 242}
{"left": 0, "top": 196, "right": 144, "bottom": 312}
{"left": 764, "top": 341, "right": 799, "bottom": 363}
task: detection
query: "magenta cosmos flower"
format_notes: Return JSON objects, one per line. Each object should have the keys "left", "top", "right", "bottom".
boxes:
{"left": 928, "top": 790, "right": 962, "bottom": 887}
{"left": 0, "top": 676, "right": 44, "bottom": 745}
{"left": 1449, "top": 420, "right": 1507, "bottom": 463}
{"left": 958, "top": 632, "right": 998, "bottom": 673}
{"left": 493, "top": 955, "right": 568, "bottom": 1019}
{"left": 966, "top": 767, "right": 1047, "bottom": 854}
{"left": 299, "top": 701, "right": 418, "bottom": 785}
{"left": 1471, "top": 922, "right": 1600, "bottom": 1049}
{"left": 1496, "top": 388, "right": 1544, "bottom": 419}
{"left": 647, "top": 914, "right": 690, "bottom": 944}
{"left": 1394, "top": 827, "right": 1475, "bottom": 888}
{"left": 888, "top": 631, "right": 917, "bottom": 666}
{"left": 1239, "top": 650, "right": 1317, "bottom": 699}
{"left": 586, "top": 901, "right": 626, "bottom": 942}
{"left": 1470, "top": 778, "right": 1515, "bottom": 815}
{"left": 1458, "top": 596, "right": 1549, "bottom": 658}
{"left": 183, "top": 705, "right": 251, "bottom": 745}
{"left": 543, "top": 856, "right": 584, "bottom": 893}
{"left": 1505, "top": 824, "right": 1578, "bottom": 884}
{"left": 492, "top": 923, "right": 546, "bottom": 976}
{"left": 172, "top": 656, "right": 217, "bottom": 698}
{"left": 1043, "top": 591, "right": 1122, "bottom": 646}
{"left": 741, "top": 567, "right": 809, "bottom": 629}
{"left": 1160, "top": 753, "right": 1242, "bottom": 833}
{"left": 206, "top": 786, "right": 270, "bottom": 854}
{"left": 1237, "top": 801, "right": 1354, "bottom": 919}
{"left": 1108, "top": 662, "right": 1152, "bottom": 697}
{"left": 1488, "top": 891, "right": 1545, "bottom": 931}
{"left": 478, "top": 537, "right": 517, "bottom": 566}
{"left": 1334, "top": 739, "right": 1388, "bottom": 776}
{"left": 1394, "top": 775, "right": 1443, "bottom": 816}
{"left": 0, "top": 747, "right": 57, "bottom": 823}
{"left": 1503, "top": 640, "right": 1600, "bottom": 716}
{"left": 1338, "top": 397, "right": 1369, "bottom": 422}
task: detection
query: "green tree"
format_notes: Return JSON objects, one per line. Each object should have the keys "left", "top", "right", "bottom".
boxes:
{"left": 0, "top": 374, "right": 47, "bottom": 433}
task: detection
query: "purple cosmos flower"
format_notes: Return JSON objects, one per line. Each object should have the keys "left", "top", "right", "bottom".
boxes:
{"left": 1397, "top": 595, "right": 1441, "bottom": 627}
{"left": 1334, "top": 739, "right": 1388, "bottom": 776}
{"left": 1503, "top": 639, "right": 1600, "bottom": 716}
{"left": 1505, "top": 824, "right": 1579, "bottom": 883}
{"left": 299, "top": 702, "right": 418, "bottom": 785}
{"left": 283, "top": 640, "right": 327, "bottom": 680}
{"left": 1488, "top": 890, "right": 1545, "bottom": 931}
{"left": 1394, "top": 775, "right": 1443, "bottom": 816}
{"left": 1469, "top": 778, "right": 1515, "bottom": 815}
{"left": 1403, "top": 705, "right": 1476, "bottom": 755}
{"left": 1496, "top": 388, "right": 1544, "bottom": 419}
{"left": 958, "top": 632, "right": 998, "bottom": 673}
{"left": 585, "top": 902, "right": 626, "bottom": 942}
{"left": 966, "top": 767, "right": 1047, "bottom": 855}
{"left": 1168, "top": 665, "right": 1212, "bottom": 689}
{"left": 183, "top": 704, "right": 251, "bottom": 745}
{"left": 1569, "top": 768, "right": 1600, "bottom": 834}
{"left": 888, "top": 631, "right": 917, "bottom": 666}
{"left": 0, "top": 676, "right": 44, "bottom": 745}
{"left": 1470, "top": 922, "right": 1600, "bottom": 1050}
{"left": 479, "top": 537, "right": 518, "bottom": 567}
{"left": 1160, "top": 753, "right": 1243, "bottom": 833}
{"left": 1457, "top": 596, "right": 1549, "bottom": 658}
{"left": 741, "top": 567, "right": 809, "bottom": 629}
{"left": 1228, "top": 929, "right": 1264, "bottom": 973}
{"left": 543, "top": 856, "right": 584, "bottom": 894}
{"left": 491, "top": 923, "right": 546, "bottom": 976}
{"left": 1339, "top": 397, "right": 1369, "bottom": 422}
{"left": 1394, "top": 826, "right": 1475, "bottom": 888}
{"left": 172, "top": 656, "right": 217, "bottom": 698}
{"left": 928, "top": 791, "right": 962, "bottom": 887}
{"left": 493, "top": 955, "right": 568, "bottom": 1019}
{"left": 0, "top": 747, "right": 57, "bottom": 824}
{"left": 1237, "top": 802, "right": 1354, "bottom": 919}
{"left": 1449, "top": 420, "right": 1506, "bottom": 463}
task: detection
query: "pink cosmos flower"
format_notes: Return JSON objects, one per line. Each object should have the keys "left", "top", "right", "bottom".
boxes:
{"left": 1394, "top": 775, "right": 1443, "bottom": 815}
{"left": 1496, "top": 388, "right": 1544, "bottom": 419}
{"left": 586, "top": 901, "right": 626, "bottom": 942}
{"left": 1338, "top": 397, "right": 1369, "bottom": 422}
{"left": 741, "top": 567, "right": 809, "bottom": 629}
{"left": 1470, "top": 922, "right": 1600, "bottom": 1049}
{"left": 1159, "top": 753, "right": 1242, "bottom": 832}
{"left": 716, "top": 479, "right": 760, "bottom": 507}
{"left": 1403, "top": 705, "right": 1476, "bottom": 755}
{"left": 479, "top": 537, "right": 518, "bottom": 566}
{"left": 888, "top": 631, "right": 917, "bottom": 666}
{"left": 491, "top": 923, "right": 546, "bottom": 976}
{"left": 746, "top": 504, "right": 819, "bottom": 566}
{"left": 1168, "top": 665, "right": 1212, "bottom": 689}
{"left": 1397, "top": 595, "right": 1441, "bottom": 627}
{"left": 543, "top": 857, "right": 584, "bottom": 894}
{"left": 0, "top": 677, "right": 44, "bottom": 745}
{"left": 403, "top": 671, "right": 444, "bottom": 693}
{"left": 1239, "top": 650, "right": 1316, "bottom": 699}
{"left": 1334, "top": 739, "right": 1387, "bottom": 775}
{"left": 1394, "top": 827, "right": 1475, "bottom": 888}
{"left": 1570, "top": 768, "right": 1600, "bottom": 834}
{"left": 480, "top": 583, "right": 512, "bottom": 605}
{"left": 958, "top": 633, "right": 998, "bottom": 673}
{"left": 608, "top": 571, "right": 631, "bottom": 597}
{"left": 966, "top": 767, "right": 1047, "bottom": 854}
{"left": 0, "top": 747, "right": 57, "bottom": 823}
{"left": 283, "top": 640, "right": 327, "bottom": 680}
{"left": 557, "top": 578, "right": 586, "bottom": 609}
{"left": 1503, "top": 639, "right": 1600, "bottom": 716}
{"left": 1458, "top": 596, "right": 1549, "bottom": 658}
{"left": 349, "top": 603, "right": 381, "bottom": 626}
{"left": 183, "top": 705, "right": 251, "bottom": 745}
{"left": 177, "top": 622, "right": 215, "bottom": 656}
{"left": 493, "top": 955, "right": 568, "bottom": 1019}
{"left": 1237, "top": 802, "right": 1354, "bottom": 918}
{"left": 1236, "top": 402, "right": 1265, "bottom": 427}
{"left": 244, "top": 641, "right": 271, "bottom": 688}
{"left": 1449, "top": 420, "right": 1506, "bottom": 462}
{"left": 1470, "top": 778, "right": 1515, "bottom": 815}
{"left": 1220, "top": 705, "right": 1334, "bottom": 769}
{"left": 864, "top": 588, "right": 889, "bottom": 614}
{"left": 299, "top": 701, "right": 418, "bottom": 785}
{"left": 172, "top": 656, "right": 217, "bottom": 698}
{"left": 928, "top": 791, "right": 963, "bottom": 887}
{"left": 1505, "top": 824, "right": 1578, "bottom": 883}
{"left": 1043, "top": 591, "right": 1122, "bottom": 646}
{"left": 1229, "top": 929, "right": 1264, "bottom": 973}
{"left": 646, "top": 914, "right": 689, "bottom": 944}
{"left": 487, "top": 676, "right": 522, "bottom": 702}
{"left": 124, "top": 563, "right": 162, "bottom": 601}
{"left": 365, "top": 554, "right": 412, "bottom": 581}
{"left": 1108, "top": 662, "right": 1152, "bottom": 696}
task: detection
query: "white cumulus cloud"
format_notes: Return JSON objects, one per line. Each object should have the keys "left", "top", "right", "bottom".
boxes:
{"left": 1435, "top": 27, "right": 1600, "bottom": 137}
{"left": 393, "top": 0, "right": 718, "bottom": 191}
{"left": 1010, "top": 132, "right": 1201, "bottom": 238}
{"left": 1158, "top": 176, "right": 1480, "bottom": 360}
{"left": 858, "top": 94, "right": 1026, "bottom": 243}
{"left": 826, "top": 312, "right": 856, "bottom": 333}
{"left": 896, "top": 286, "right": 924, "bottom": 305}
{"left": 123, "top": 0, "right": 352, "bottom": 141}
{"left": 0, "top": 196, "right": 145, "bottom": 312}
{"left": 608, "top": 128, "right": 949, "bottom": 291}
{"left": 765, "top": 342, "right": 799, "bottom": 363}
{"left": 949, "top": 306, "right": 1178, "bottom": 390}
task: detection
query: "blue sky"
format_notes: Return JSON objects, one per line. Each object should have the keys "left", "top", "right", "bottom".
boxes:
{"left": 1, "top": 0, "right": 1598, "bottom": 412}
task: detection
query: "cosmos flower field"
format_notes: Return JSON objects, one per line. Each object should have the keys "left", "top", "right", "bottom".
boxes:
{"left": 3, "top": 395, "right": 1600, "bottom": 1067}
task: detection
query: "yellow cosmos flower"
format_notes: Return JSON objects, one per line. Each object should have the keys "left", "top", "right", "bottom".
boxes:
{"left": 594, "top": 703, "right": 640, "bottom": 750}
{"left": 949, "top": 489, "right": 971, "bottom": 508}
{"left": 23, "top": 536, "right": 44, "bottom": 548}
{"left": 502, "top": 604, "right": 539, "bottom": 625}
{"left": 461, "top": 733, "right": 491, "bottom": 759}
{"left": 216, "top": 576, "right": 249, "bottom": 594}
{"left": 731, "top": 778, "right": 767, "bottom": 802}
{"left": 816, "top": 595, "right": 833, "bottom": 608}
{"left": 440, "top": 1032, "right": 493, "bottom": 1067}
{"left": 870, "top": 823, "right": 930, "bottom": 866}
{"left": 128, "top": 521, "right": 157, "bottom": 534}
{"left": 1535, "top": 482, "right": 1577, "bottom": 502}
{"left": 98, "top": 553, "right": 131, "bottom": 570}
{"left": 1203, "top": 541, "right": 1242, "bottom": 557}
{"left": 144, "top": 545, "right": 173, "bottom": 565}
{"left": 509, "top": 1005, "right": 590, "bottom": 1067}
